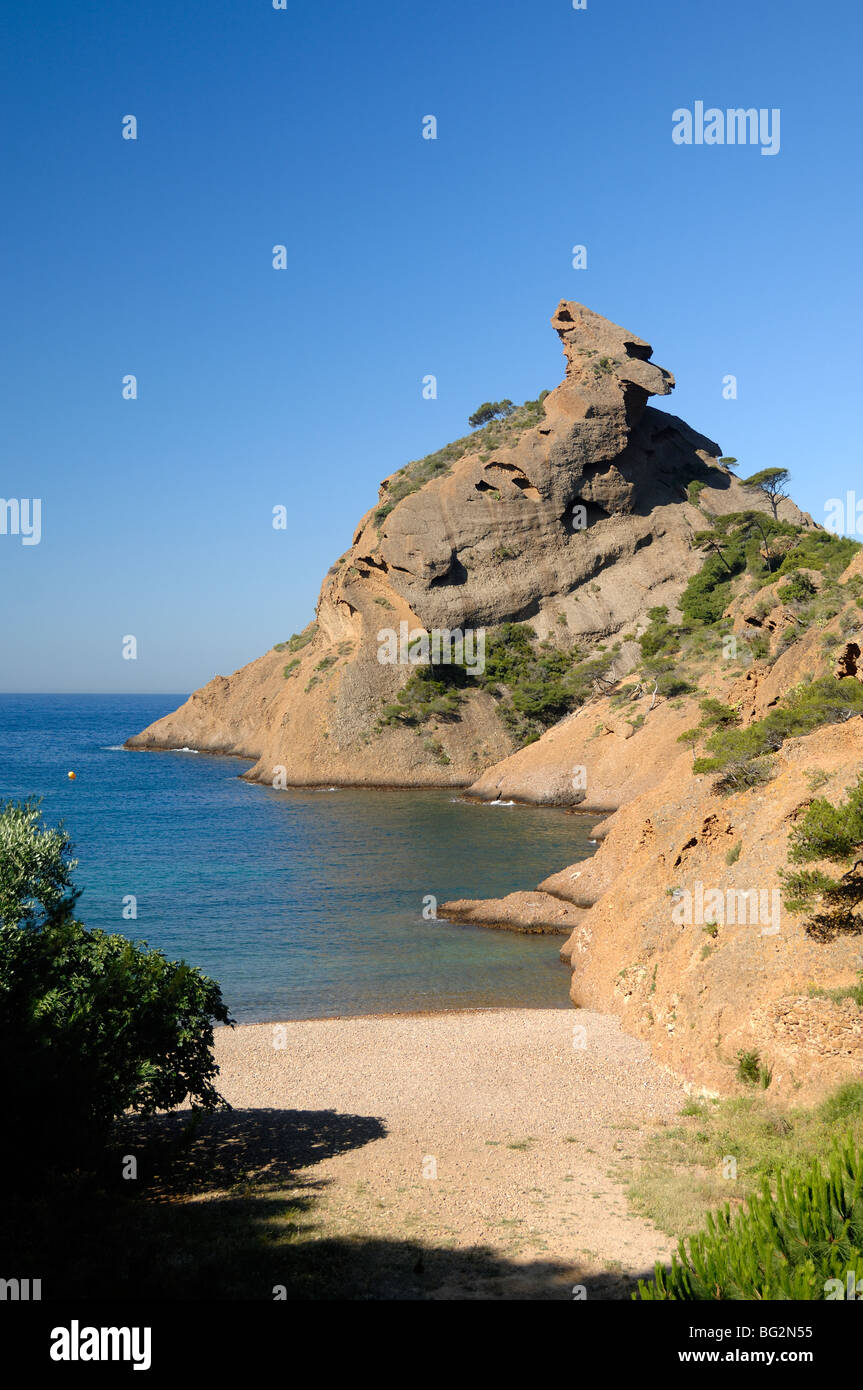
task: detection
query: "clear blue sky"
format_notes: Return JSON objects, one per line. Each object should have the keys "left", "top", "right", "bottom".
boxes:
{"left": 1, "top": 0, "right": 860, "bottom": 693}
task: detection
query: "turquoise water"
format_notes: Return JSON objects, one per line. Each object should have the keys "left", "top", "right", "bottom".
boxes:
{"left": 0, "top": 695, "right": 593, "bottom": 1022}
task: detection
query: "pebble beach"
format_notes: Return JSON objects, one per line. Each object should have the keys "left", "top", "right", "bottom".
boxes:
{"left": 209, "top": 1007, "right": 686, "bottom": 1298}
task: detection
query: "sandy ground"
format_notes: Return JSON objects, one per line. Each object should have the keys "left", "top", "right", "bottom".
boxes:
{"left": 209, "top": 1007, "right": 685, "bottom": 1299}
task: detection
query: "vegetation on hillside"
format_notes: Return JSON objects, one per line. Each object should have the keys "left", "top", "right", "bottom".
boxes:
{"left": 611, "top": 518, "right": 863, "bottom": 789}
{"left": 476, "top": 624, "right": 615, "bottom": 744}
{"left": 370, "top": 501, "right": 863, "bottom": 766}
{"left": 468, "top": 399, "right": 515, "bottom": 429}
{"left": 681, "top": 513, "right": 857, "bottom": 626}
{"left": 375, "top": 621, "right": 628, "bottom": 751}
{"left": 378, "top": 665, "right": 468, "bottom": 732}
{"left": 378, "top": 624, "right": 621, "bottom": 748}
{"left": 274, "top": 623, "right": 317, "bottom": 656}
{"left": 373, "top": 392, "right": 549, "bottom": 529}
{"left": 690, "top": 676, "right": 863, "bottom": 793}
{"left": 372, "top": 513, "right": 863, "bottom": 757}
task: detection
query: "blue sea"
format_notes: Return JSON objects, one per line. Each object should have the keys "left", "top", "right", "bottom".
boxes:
{"left": 0, "top": 695, "right": 594, "bottom": 1022}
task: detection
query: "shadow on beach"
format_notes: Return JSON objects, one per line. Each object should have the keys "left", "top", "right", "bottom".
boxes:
{"left": 116, "top": 1105, "right": 389, "bottom": 1195}
{"left": 1, "top": 1106, "right": 648, "bottom": 1301}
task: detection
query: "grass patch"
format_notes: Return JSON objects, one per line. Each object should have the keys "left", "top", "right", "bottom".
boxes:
{"left": 808, "top": 973, "right": 863, "bottom": 1007}
{"left": 624, "top": 1081, "right": 863, "bottom": 1242}
{"left": 638, "top": 1137, "right": 863, "bottom": 1299}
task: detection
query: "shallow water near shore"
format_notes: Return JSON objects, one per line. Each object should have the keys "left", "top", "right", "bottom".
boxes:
{"left": 0, "top": 695, "right": 594, "bottom": 1022}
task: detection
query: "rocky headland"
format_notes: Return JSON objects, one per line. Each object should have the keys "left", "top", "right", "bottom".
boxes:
{"left": 129, "top": 302, "right": 863, "bottom": 1100}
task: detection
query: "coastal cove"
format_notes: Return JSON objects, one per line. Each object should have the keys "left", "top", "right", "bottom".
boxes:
{"left": 0, "top": 695, "right": 595, "bottom": 1023}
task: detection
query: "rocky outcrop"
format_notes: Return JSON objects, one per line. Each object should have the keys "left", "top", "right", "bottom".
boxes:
{"left": 439, "top": 890, "right": 586, "bottom": 935}
{"left": 448, "top": 560, "right": 863, "bottom": 1098}
{"left": 127, "top": 301, "right": 808, "bottom": 786}
{"left": 552, "top": 718, "right": 863, "bottom": 1103}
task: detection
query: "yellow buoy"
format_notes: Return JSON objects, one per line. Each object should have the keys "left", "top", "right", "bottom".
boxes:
{"left": 67, "top": 771, "right": 76, "bottom": 780}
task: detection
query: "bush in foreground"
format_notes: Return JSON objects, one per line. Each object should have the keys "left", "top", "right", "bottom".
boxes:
{"left": 636, "top": 1139, "right": 863, "bottom": 1299}
{"left": 0, "top": 800, "right": 232, "bottom": 1177}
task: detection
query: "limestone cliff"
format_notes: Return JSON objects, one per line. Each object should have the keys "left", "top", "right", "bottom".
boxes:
{"left": 127, "top": 301, "right": 805, "bottom": 785}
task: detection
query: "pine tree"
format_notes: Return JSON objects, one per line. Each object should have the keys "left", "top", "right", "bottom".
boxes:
{"left": 781, "top": 772, "right": 863, "bottom": 941}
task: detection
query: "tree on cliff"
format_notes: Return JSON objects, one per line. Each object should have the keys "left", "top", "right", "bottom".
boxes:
{"left": 780, "top": 772, "right": 863, "bottom": 940}
{"left": 468, "top": 399, "right": 515, "bottom": 429}
{"left": 743, "top": 467, "right": 790, "bottom": 520}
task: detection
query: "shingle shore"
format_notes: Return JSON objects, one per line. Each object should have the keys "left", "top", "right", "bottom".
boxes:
{"left": 208, "top": 1007, "right": 685, "bottom": 1298}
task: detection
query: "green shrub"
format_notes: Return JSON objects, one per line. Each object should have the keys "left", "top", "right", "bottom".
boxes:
{"left": 638, "top": 607, "right": 680, "bottom": 661}
{"left": 274, "top": 624, "right": 317, "bottom": 655}
{"left": 700, "top": 698, "right": 741, "bottom": 729}
{"left": 781, "top": 771, "right": 863, "bottom": 940}
{"left": 694, "top": 677, "right": 863, "bottom": 787}
{"left": 378, "top": 665, "right": 468, "bottom": 728}
{"left": 0, "top": 802, "right": 231, "bottom": 1178}
{"left": 774, "top": 530, "right": 859, "bottom": 582}
{"left": 736, "top": 1050, "right": 772, "bottom": 1088}
{"left": 747, "top": 632, "right": 772, "bottom": 660}
{"left": 656, "top": 672, "right": 698, "bottom": 698}
{"left": 681, "top": 521, "right": 749, "bottom": 623}
{"left": 777, "top": 572, "right": 817, "bottom": 604}
{"left": 476, "top": 624, "right": 616, "bottom": 745}
{"left": 637, "top": 1139, "right": 863, "bottom": 1299}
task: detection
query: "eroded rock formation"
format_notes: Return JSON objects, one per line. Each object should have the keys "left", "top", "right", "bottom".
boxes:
{"left": 128, "top": 301, "right": 804, "bottom": 786}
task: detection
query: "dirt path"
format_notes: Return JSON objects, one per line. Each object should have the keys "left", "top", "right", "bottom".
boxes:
{"left": 211, "top": 1007, "right": 684, "bottom": 1299}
